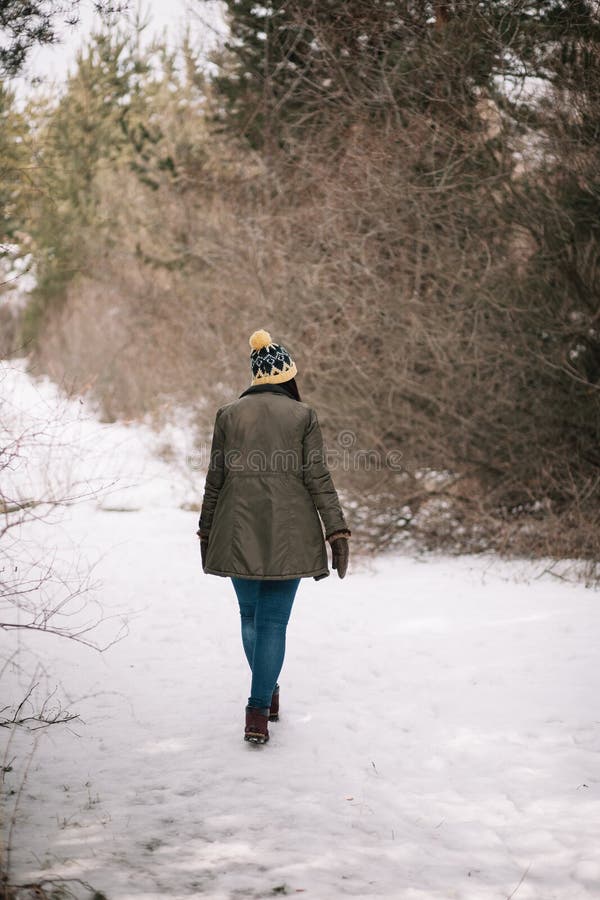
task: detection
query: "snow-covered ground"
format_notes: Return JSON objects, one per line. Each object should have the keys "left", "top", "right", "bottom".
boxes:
{"left": 2, "top": 360, "right": 600, "bottom": 900}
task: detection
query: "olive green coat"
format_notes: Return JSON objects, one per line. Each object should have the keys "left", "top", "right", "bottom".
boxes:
{"left": 199, "top": 384, "right": 349, "bottom": 580}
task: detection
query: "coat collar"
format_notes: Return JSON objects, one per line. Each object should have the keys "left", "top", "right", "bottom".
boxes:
{"left": 239, "top": 383, "right": 295, "bottom": 400}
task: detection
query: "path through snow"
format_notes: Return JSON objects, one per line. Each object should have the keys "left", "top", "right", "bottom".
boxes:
{"left": 2, "top": 360, "right": 600, "bottom": 899}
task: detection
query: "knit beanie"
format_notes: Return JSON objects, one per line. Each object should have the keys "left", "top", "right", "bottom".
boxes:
{"left": 249, "top": 329, "right": 297, "bottom": 385}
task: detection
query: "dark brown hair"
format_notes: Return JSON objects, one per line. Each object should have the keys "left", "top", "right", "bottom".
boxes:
{"left": 280, "top": 377, "right": 302, "bottom": 402}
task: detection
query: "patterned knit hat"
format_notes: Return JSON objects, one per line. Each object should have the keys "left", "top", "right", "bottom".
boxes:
{"left": 249, "top": 329, "right": 297, "bottom": 385}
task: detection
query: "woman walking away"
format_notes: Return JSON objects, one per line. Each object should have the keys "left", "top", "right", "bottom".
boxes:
{"left": 197, "top": 329, "right": 351, "bottom": 745}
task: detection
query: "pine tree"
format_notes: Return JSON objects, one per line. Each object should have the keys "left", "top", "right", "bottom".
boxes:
{"left": 211, "top": 0, "right": 319, "bottom": 149}
{"left": 24, "top": 22, "right": 162, "bottom": 333}
{"left": 0, "top": 81, "right": 29, "bottom": 250}
{"left": 0, "top": 0, "right": 126, "bottom": 76}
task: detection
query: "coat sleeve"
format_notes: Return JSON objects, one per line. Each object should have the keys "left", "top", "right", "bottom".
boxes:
{"left": 302, "top": 408, "right": 349, "bottom": 539}
{"left": 198, "top": 410, "right": 226, "bottom": 536}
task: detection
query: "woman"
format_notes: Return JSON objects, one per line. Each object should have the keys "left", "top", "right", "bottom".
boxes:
{"left": 197, "top": 329, "right": 351, "bottom": 745}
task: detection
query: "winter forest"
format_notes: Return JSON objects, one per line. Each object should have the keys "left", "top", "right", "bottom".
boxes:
{"left": 1, "top": 1, "right": 600, "bottom": 898}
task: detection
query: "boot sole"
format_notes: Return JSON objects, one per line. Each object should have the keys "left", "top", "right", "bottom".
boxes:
{"left": 244, "top": 732, "right": 269, "bottom": 744}
{"left": 268, "top": 713, "right": 279, "bottom": 722}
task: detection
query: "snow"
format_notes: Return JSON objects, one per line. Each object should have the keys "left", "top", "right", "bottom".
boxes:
{"left": 2, "top": 360, "right": 600, "bottom": 899}
{"left": 0, "top": 358, "right": 198, "bottom": 512}
{"left": 0, "top": 248, "right": 36, "bottom": 309}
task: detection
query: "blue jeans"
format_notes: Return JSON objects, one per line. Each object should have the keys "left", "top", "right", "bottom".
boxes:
{"left": 231, "top": 577, "right": 301, "bottom": 709}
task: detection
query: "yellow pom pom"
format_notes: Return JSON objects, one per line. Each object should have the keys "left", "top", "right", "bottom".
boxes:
{"left": 249, "top": 329, "right": 272, "bottom": 351}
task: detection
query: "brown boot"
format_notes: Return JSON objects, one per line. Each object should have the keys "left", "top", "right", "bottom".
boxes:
{"left": 269, "top": 685, "right": 280, "bottom": 722}
{"left": 244, "top": 706, "right": 270, "bottom": 744}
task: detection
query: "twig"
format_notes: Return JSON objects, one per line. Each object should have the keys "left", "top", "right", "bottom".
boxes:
{"left": 507, "top": 863, "right": 532, "bottom": 900}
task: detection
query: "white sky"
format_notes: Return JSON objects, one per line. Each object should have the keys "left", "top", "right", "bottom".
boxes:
{"left": 11, "top": 0, "right": 226, "bottom": 97}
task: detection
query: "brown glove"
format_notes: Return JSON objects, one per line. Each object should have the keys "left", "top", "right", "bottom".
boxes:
{"left": 328, "top": 531, "right": 350, "bottom": 579}
{"left": 196, "top": 529, "right": 209, "bottom": 570}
